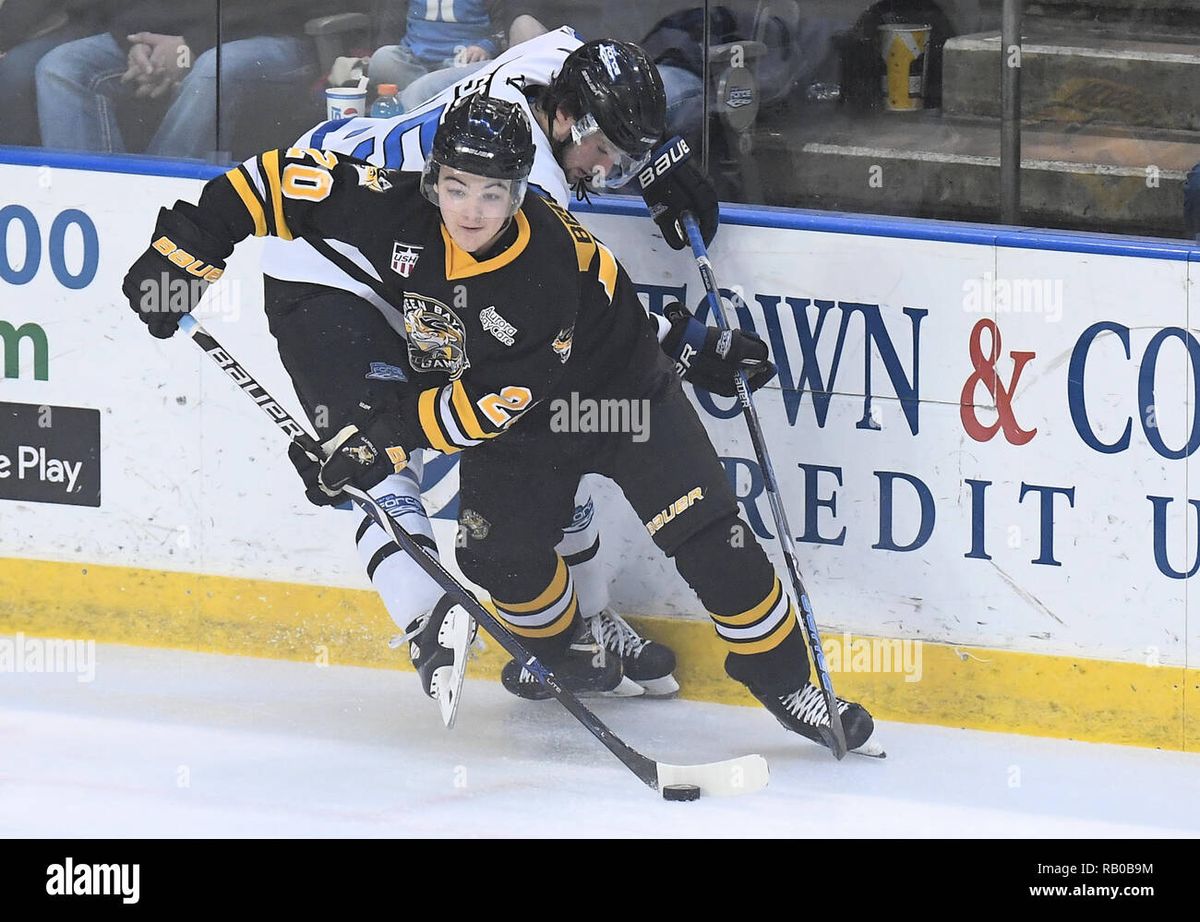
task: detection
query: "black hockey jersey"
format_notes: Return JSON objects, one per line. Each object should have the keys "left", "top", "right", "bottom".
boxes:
{"left": 194, "top": 147, "right": 664, "bottom": 456}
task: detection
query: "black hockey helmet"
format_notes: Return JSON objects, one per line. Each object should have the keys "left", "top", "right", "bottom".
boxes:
{"left": 546, "top": 40, "right": 666, "bottom": 188}
{"left": 422, "top": 94, "right": 535, "bottom": 217}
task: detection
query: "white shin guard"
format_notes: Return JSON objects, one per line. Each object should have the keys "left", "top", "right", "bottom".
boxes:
{"left": 554, "top": 481, "right": 613, "bottom": 619}
{"left": 355, "top": 461, "right": 445, "bottom": 631}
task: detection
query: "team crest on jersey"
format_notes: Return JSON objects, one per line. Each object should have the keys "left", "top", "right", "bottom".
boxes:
{"left": 459, "top": 508, "right": 490, "bottom": 541}
{"left": 347, "top": 444, "right": 376, "bottom": 466}
{"left": 354, "top": 164, "right": 393, "bottom": 192}
{"left": 552, "top": 325, "right": 574, "bottom": 364}
{"left": 479, "top": 306, "right": 517, "bottom": 346}
{"left": 403, "top": 294, "right": 470, "bottom": 379}
{"left": 391, "top": 241, "right": 424, "bottom": 278}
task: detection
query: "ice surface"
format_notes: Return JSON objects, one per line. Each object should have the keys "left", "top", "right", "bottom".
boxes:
{"left": 1, "top": 641, "right": 1196, "bottom": 837}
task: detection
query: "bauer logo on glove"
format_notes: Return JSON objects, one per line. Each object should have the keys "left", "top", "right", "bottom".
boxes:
{"left": 150, "top": 235, "right": 225, "bottom": 282}
{"left": 661, "top": 300, "right": 776, "bottom": 398}
{"left": 637, "top": 136, "right": 719, "bottom": 251}
{"left": 123, "top": 204, "right": 233, "bottom": 339}
{"left": 636, "top": 136, "right": 692, "bottom": 190}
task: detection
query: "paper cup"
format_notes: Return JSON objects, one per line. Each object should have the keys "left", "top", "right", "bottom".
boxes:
{"left": 879, "top": 24, "right": 931, "bottom": 111}
{"left": 326, "top": 86, "right": 368, "bottom": 120}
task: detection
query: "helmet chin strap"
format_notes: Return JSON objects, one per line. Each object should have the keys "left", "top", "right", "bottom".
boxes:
{"left": 533, "top": 93, "right": 603, "bottom": 201}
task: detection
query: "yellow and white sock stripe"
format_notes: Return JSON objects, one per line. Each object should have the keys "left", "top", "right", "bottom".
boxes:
{"left": 491, "top": 555, "right": 578, "bottom": 640}
{"left": 710, "top": 576, "right": 798, "bottom": 655}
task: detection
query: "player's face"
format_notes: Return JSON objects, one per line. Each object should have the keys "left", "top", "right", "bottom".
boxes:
{"left": 558, "top": 126, "right": 620, "bottom": 189}
{"left": 436, "top": 169, "right": 513, "bottom": 253}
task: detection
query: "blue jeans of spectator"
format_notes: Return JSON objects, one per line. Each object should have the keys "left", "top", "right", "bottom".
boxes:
{"left": 0, "top": 20, "right": 97, "bottom": 147}
{"left": 657, "top": 64, "right": 704, "bottom": 143}
{"left": 370, "top": 44, "right": 444, "bottom": 93}
{"left": 399, "top": 60, "right": 488, "bottom": 110}
{"left": 36, "top": 33, "right": 314, "bottom": 158}
{"left": 1185, "top": 162, "right": 1200, "bottom": 240}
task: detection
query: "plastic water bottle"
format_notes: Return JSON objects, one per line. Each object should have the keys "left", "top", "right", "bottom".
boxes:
{"left": 371, "top": 84, "right": 403, "bottom": 118}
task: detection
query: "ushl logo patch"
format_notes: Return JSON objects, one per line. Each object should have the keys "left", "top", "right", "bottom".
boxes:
{"left": 391, "top": 241, "right": 423, "bottom": 278}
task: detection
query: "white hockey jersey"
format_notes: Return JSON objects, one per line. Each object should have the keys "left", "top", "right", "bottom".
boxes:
{"left": 259, "top": 27, "right": 584, "bottom": 302}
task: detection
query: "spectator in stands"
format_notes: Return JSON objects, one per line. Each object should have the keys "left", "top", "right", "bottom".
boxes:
{"left": 1186, "top": 162, "right": 1200, "bottom": 240}
{"left": 34, "top": 1, "right": 326, "bottom": 159}
{"left": 392, "top": 9, "right": 548, "bottom": 110}
{"left": 0, "top": 0, "right": 105, "bottom": 147}
{"left": 369, "top": 1, "right": 506, "bottom": 109}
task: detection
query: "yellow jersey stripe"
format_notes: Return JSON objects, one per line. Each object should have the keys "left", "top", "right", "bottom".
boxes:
{"left": 596, "top": 242, "right": 618, "bottom": 303}
{"left": 451, "top": 380, "right": 490, "bottom": 440}
{"left": 494, "top": 556, "right": 568, "bottom": 614}
{"left": 227, "top": 167, "right": 267, "bottom": 238}
{"left": 261, "top": 150, "right": 294, "bottom": 241}
{"left": 711, "top": 577, "right": 782, "bottom": 627}
{"left": 418, "top": 388, "right": 460, "bottom": 455}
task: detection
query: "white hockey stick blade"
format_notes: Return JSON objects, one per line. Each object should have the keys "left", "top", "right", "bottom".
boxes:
{"left": 656, "top": 754, "right": 769, "bottom": 797}
{"left": 437, "top": 605, "right": 475, "bottom": 730}
{"left": 851, "top": 741, "right": 887, "bottom": 759}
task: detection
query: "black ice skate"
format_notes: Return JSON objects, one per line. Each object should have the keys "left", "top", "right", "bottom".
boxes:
{"left": 501, "top": 622, "right": 642, "bottom": 701}
{"left": 749, "top": 682, "right": 880, "bottom": 755}
{"left": 395, "top": 594, "right": 479, "bottom": 727}
{"left": 585, "top": 608, "right": 679, "bottom": 697}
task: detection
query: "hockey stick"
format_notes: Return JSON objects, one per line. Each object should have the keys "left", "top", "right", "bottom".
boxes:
{"left": 177, "top": 313, "right": 768, "bottom": 797}
{"left": 680, "top": 214, "right": 849, "bottom": 760}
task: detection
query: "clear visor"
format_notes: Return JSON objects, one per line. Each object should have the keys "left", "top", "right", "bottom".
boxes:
{"left": 420, "top": 161, "right": 528, "bottom": 219}
{"left": 569, "top": 112, "right": 654, "bottom": 190}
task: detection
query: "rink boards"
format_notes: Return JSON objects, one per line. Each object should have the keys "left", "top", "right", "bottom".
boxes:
{"left": 0, "top": 153, "right": 1197, "bottom": 750}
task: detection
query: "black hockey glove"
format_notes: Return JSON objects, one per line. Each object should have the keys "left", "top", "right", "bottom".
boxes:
{"left": 661, "top": 300, "right": 776, "bottom": 398}
{"left": 122, "top": 204, "right": 232, "bottom": 339}
{"left": 289, "top": 397, "right": 411, "bottom": 505}
{"left": 636, "top": 136, "right": 719, "bottom": 251}
{"left": 287, "top": 440, "right": 342, "bottom": 508}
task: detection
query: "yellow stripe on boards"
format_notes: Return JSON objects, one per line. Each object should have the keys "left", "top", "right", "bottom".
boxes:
{"left": 0, "top": 555, "right": 1191, "bottom": 751}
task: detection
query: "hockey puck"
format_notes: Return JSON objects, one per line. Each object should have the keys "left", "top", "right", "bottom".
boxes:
{"left": 662, "top": 784, "right": 701, "bottom": 802}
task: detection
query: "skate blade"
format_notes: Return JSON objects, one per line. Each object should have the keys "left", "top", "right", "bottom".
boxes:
{"left": 596, "top": 676, "right": 645, "bottom": 698}
{"left": 437, "top": 607, "right": 475, "bottom": 729}
{"left": 634, "top": 674, "right": 680, "bottom": 698}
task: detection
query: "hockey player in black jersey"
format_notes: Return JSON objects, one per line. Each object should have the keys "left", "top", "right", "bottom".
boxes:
{"left": 275, "top": 33, "right": 731, "bottom": 698}
{"left": 122, "top": 95, "right": 876, "bottom": 753}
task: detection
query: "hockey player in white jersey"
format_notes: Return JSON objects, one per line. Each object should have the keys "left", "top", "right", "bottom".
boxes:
{"left": 258, "top": 29, "right": 769, "bottom": 702}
